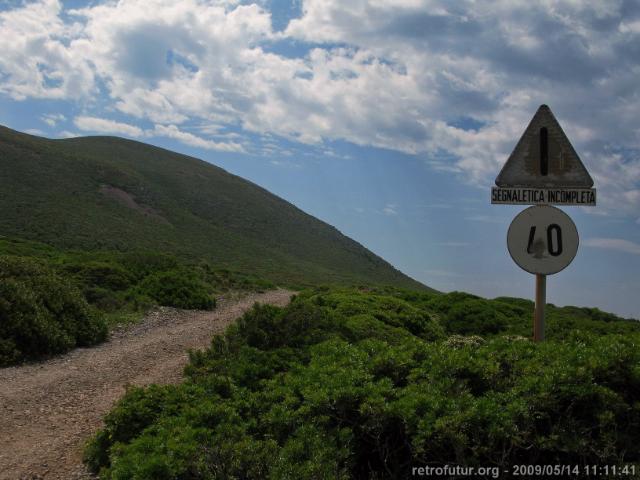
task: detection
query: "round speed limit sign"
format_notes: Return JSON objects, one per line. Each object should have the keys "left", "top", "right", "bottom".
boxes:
{"left": 507, "top": 205, "right": 579, "bottom": 275}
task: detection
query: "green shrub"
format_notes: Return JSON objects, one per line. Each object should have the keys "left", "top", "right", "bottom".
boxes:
{"left": 63, "top": 261, "right": 135, "bottom": 291}
{"left": 307, "top": 289, "right": 444, "bottom": 341}
{"left": 444, "top": 298, "right": 508, "bottom": 335}
{"left": 0, "top": 238, "right": 278, "bottom": 322}
{"left": 83, "top": 286, "right": 126, "bottom": 312}
{"left": 0, "top": 256, "right": 107, "bottom": 366}
{"left": 86, "top": 287, "right": 640, "bottom": 478}
{"left": 119, "top": 252, "right": 179, "bottom": 281}
{"left": 137, "top": 268, "right": 215, "bottom": 310}
{"left": 84, "top": 384, "right": 204, "bottom": 472}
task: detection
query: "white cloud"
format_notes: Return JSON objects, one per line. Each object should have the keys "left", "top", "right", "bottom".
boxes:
{"left": 69, "top": 0, "right": 274, "bottom": 126}
{"left": 0, "top": 0, "right": 94, "bottom": 99}
{"left": 41, "top": 113, "right": 66, "bottom": 126}
{"left": 284, "top": 0, "right": 640, "bottom": 207}
{"left": 57, "top": 130, "right": 80, "bottom": 138}
{"left": 382, "top": 204, "right": 398, "bottom": 215}
{"left": 583, "top": 238, "right": 640, "bottom": 255}
{"left": 24, "top": 128, "right": 46, "bottom": 136}
{"left": 1, "top": 0, "right": 640, "bottom": 218}
{"left": 269, "top": 158, "right": 300, "bottom": 168}
{"left": 74, "top": 116, "right": 144, "bottom": 137}
{"left": 588, "top": 153, "right": 640, "bottom": 217}
{"left": 71, "top": 116, "right": 243, "bottom": 151}
{"left": 152, "top": 124, "right": 244, "bottom": 152}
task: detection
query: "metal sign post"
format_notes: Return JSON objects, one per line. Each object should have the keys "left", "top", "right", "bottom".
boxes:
{"left": 534, "top": 274, "right": 545, "bottom": 341}
{"left": 492, "top": 105, "right": 596, "bottom": 342}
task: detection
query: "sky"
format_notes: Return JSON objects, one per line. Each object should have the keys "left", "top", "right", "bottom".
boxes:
{"left": 1, "top": 0, "right": 639, "bottom": 318}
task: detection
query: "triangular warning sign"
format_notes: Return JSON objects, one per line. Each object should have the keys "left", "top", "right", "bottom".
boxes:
{"left": 495, "top": 105, "right": 593, "bottom": 188}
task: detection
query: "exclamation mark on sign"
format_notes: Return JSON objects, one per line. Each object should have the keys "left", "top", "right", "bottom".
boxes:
{"left": 540, "top": 127, "right": 548, "bottom": 176}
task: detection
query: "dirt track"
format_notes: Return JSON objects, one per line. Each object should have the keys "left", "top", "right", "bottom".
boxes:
{"left": 0, "top": 290, "right": 293, "bottom": 480}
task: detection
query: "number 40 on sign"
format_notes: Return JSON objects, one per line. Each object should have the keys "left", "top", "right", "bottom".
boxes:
{"left": 507, "top": 205, "right": 578, "bottom": 276}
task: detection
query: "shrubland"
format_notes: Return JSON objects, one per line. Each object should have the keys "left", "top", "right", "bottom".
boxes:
{"left": 0, "top": 256, "right": 107, "bottom": 366}
{"left": 85, "top": 287, "right": 640, "bottom": 478}
{"left": 0, "top": 237, "right": 274, "bottom": 365}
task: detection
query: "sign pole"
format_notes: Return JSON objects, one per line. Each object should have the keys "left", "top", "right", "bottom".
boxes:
{"left": 534, "top": 274, "right": 546, "bottom": 342}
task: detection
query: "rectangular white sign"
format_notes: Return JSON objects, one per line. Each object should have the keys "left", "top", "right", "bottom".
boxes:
{"left": 491, "top": 187, "right": 596, "bottom": 206}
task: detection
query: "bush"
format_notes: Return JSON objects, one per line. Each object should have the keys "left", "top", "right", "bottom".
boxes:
{"left": 444, "top": 298, "right": 508, "bottom": 335}
{"left": 119, "top": 252, "right": 179, "bottom": 281}
{"left": 0, "top": 256, "right": 107, "bottom": 366}
{"left": 84, "top": 384, "right": 203, "bottom": 472}
{"left": 0, "top": 239, "right": 277, "bottom": 321}
{"left": 308, "top": 289, "right": 444, "bottom": 341}
{"left": 63, "top": 261, "right": 135, "bottom": 291}
{"left": 137, "top": 269, "right": 216, "bottom": 310}
{"left": 86, "top": 287, "right": 640, "bottom": 478}
{"left": 83, "top": 286, "right": 125, "bottom": 312}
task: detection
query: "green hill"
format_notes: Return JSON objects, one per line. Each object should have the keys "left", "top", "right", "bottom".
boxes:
{"left": 0, "top": 126, "right": 427, "bottom": 290}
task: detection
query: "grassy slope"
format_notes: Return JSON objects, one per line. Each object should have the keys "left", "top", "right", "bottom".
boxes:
{"left": 0, "top": 126, "right": 428, "bottom": 290}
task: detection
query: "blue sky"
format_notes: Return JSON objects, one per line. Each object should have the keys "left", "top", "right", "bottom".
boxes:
{"left": 1, "top": 0, "right": 640, "bottom": 318}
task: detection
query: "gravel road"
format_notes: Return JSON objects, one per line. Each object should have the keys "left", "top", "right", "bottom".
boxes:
{"left": 0, "top": 289, "right": 294, "bottom": 480}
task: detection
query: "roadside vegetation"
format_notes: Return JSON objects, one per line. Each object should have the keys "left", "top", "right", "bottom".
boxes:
{"left": 85, "top": 287, "right": 640, "bottom": 478}
{"left": 0, "top": 256, "right": 107, "bottom": 366}
{"left": 0, "top": 236, "right": 274, "bottom": 366}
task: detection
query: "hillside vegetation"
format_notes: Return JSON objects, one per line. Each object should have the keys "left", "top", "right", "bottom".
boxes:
{"left": 86, "top": 287, "right": 640, "bottom": 478}
{"left": 0, "top": 255, "right": 107, "bottom": 366}
{"left": 0, "top": 237, "right": 276, "bottom": 365}
{"left": 0, "top": 126, "right": 426, "bottom": 290}
{"left": 0, "top": 125, "right": 431, "bottom": 365}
